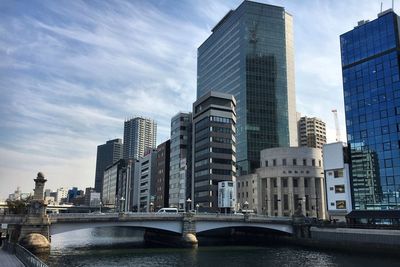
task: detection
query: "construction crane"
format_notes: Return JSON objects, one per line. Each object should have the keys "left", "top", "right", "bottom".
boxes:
{"left": 332, "top": 109, "right": 341, "bottom": 142}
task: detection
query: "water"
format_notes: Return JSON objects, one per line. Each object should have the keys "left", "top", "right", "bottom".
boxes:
{"left": 45, "top": 227, "right": 400, "bottom": 267}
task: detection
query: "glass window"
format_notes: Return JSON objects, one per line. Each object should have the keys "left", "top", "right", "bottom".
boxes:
{"left": 335, "top": 185, "right": 345, "bottom": 193}
{"left": 293, "top": 159, "right": 297, "bottom": 166}
{"left": 336, "top": 200, "right": 346, "bottom": 209}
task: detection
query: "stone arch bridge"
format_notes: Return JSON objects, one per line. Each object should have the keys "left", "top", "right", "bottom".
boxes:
{"left": 1, "top": 212, "right": 294, "bottom": 247}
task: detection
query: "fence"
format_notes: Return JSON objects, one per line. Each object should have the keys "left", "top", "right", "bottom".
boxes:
{"left": 2, "top": 241, "right": 48, "bottom": 267}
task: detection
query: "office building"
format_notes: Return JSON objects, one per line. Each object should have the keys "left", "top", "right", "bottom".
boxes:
{"left": 323, "top": 142, "right": 352, "bottom": 222}
{"left": 84, "top": 187, "right": 101, "bottom": 207}
{"left": 197, "top": 1, "right": 297, "bottom": 174}
{"left": 169, "top": 113, "right": 192, "bottom": 209}
{"left": 192, "top": 91, "right": 236, "bottom": 211}
{"left": 155, "top": 140, "right": 170, "bottom": 210}
{"left": 298, "top": 116, "right": 327, "bottom": 149}
{"left": 123, "top": 117, "right": 157, "bottom": 160}
{"left": 94, "top": 139, "right": 123, "bottom": 195}
{"left": 136, "top": 149, "right": 158, "bottom": 212}
{"left": 340, "top": 10, "right": 400, "bottom": 211}
{"left": 237, "top": 147, "right": 326, "bottom": 218}
{"left": 102, "top": 159, "right": 125, "bottom": 208}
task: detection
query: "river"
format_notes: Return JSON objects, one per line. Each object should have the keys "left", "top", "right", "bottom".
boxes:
{"left": 44, "top": 227, "right": 400, "bottom": 267}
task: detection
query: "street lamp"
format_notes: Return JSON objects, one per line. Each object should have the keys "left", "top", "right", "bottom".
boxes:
{"left": 244, "top": 201, "right": 249, "bottom": 210}
{"left": 186, "top": 198, "right": 192, "bottom": 212}
{"left": 99, "top": 201, "right": 102, "bottom": 213}
{"left": 150, "top": 202, "right": 154, "bottom": 213}
{"left": 120, "top": 197, "right": 125, "bottom": 213}
{"left": 196, "top": 204, "right": 200, "bottom": 214}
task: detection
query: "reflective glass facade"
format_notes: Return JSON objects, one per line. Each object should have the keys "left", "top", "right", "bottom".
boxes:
{"left": 197, "top": 1, "right": 297, "bottom": 175}
{"left": 341, "top": 11, "right": 400, "bottom": 210}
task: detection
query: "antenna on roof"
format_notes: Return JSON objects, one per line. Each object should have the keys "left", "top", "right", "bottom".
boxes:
{"left": 381, "top": 2, "right": 383, "bottom": 13}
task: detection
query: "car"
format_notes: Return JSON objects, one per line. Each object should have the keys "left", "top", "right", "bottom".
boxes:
{"left": 157, "top": 208, "right": 178, "bottom": 213}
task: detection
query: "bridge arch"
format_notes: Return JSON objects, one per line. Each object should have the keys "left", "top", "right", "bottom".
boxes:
{"left": 195, "top": 221, "right": 293, "bottom": 235}
{"left": 50, "top": 221, "right": 182, "bottom": 236}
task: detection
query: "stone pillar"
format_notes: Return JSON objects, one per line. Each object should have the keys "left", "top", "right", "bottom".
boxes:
{"left": 277, "top": 177, "right": 282, "bottom": 217}
{"left": 181, "top": 213, "right": 198, "bottom": 247}
{"left": 288, "top": 177, "right": 294, "bottom": 216}
{"left": 267, "top": 178, "right": 272, "bottom": 216}
{"left": 309, "top": 177, "right": 316, "bottom": 218}
{"left": 299, "top": 177, "right": 306, "bottom": 215}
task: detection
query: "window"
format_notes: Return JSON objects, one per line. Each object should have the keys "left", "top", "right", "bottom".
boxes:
{"left": 334, "top": 169, "right": 344, "bottom": 178}
{"left": 312, "top": 159, "right": 315, "bottom": 166}
{"left": 265, "top": 160, "right": 268, "bottom": 167}
{"left": 335, "top": 185, "right": 345, "bottom": 193}
{"left": 273, "top": 179, "right": 277, "bottom": 188}
{"left": 304, "top": 179, "right": 308, "bottom": 188}
{"left": 303, "top": 159, "right": 307, "bottom": 166}
{"left": 318, "top": 160, "right": 322, "bottom": 167}
{"left": 336, "top": 200, "right": 346, "bottom": 209}
{"left": 246, "top": 192, "right": 248, "bottom": 198}
{"left": 283, "top": 194, "right": 289, "bottom": 210}
{"left": 282, "top": 159, "right": 287, "bottom": 166}
{"left": 293, "top": 159, "right": 297, "bottom": 166}
{"left": 246, "top": 181, "right": 248, "bottom": 187}
{"left": 293, "top": 179, "right": 298, "bottom": 187}
{"left": 330, "top": 187, "right": 334, "bottom": 191}
{"left": 273, "top": 159, "right": 277, "bottom": 166}
{"left": 283, "top": 178, "right": 288, "bottom": 188}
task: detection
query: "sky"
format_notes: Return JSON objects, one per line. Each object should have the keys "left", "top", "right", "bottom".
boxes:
{"left": 0, "top": 0, "right": 395, "bottom": 199}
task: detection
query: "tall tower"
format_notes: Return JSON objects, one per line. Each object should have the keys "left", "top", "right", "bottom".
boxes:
{"left": 197, "top": 1, "right": 297, "bottom": 175}
{"left": 94, "top": 139, "right": 123, "bottom": 194}
{"left": 340, "top": 10, "right": 400, "bottom": 210}
{"left": 123, "top": 117, "right": 157, "bottom": 160}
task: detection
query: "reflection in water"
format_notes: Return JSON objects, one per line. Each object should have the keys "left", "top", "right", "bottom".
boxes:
{"left": 46, "top": 227, "right": 400, "bottom": 267}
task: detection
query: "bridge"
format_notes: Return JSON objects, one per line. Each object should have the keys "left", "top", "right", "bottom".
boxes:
{"left": 0, "top": 173, "right": 307, "bottom": 251}
{"left": 0, "top": 212, "right": 294, "bottom": 248}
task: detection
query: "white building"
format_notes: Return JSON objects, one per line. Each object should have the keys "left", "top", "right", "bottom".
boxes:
{"left": 123, "top": 117, "right": 157, "bottom": 160}
{"left": 56, "top": 187, "right": 68, "bottom": 204}
{"left": 218, "top": 181, "right": 236, "bottom": 212}
{"left": 323, "top": 142, "right": 352, "bottom": 222}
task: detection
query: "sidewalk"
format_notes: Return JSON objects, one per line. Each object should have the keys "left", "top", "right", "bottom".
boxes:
{"left": 0, "top": 249, "right": 24, "bottom": 267}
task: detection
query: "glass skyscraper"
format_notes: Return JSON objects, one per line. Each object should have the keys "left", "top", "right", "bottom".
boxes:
{"left": 341, "top": 10, "right": 400, "bottom": 210}
{"left": 197, "top": 1, "right": 297, "bottom": 175}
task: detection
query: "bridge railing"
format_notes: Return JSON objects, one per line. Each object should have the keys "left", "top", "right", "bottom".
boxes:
{"left": 15, "top": 243, "right": 48, "bottom": 267}
{"left": 48, "top": 212, "right": 184, "bottom": 220}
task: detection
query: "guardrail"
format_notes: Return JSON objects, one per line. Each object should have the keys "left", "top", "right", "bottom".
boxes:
{"left": 2, "top": 241, "right": 48, "bottom": 267}
{"left": 15, "top": 243, "right": 48, "bottom": 267}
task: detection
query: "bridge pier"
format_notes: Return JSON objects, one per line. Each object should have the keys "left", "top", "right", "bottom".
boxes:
{"left": 182, "top": 213, "right": 198, "bottom": 248}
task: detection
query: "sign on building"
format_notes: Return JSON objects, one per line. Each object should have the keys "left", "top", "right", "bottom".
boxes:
{"left": 218, "top": 181, "right": 235, "bottom": 208}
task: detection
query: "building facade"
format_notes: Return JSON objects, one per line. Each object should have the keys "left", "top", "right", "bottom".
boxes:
{"left": 123, "top": 117, "right": 157, "bottom": 160}
{"left": 155, "top": 140, "right": 170, "bottom": 210}
{"left": 136, "top": 149, "right": 158, "bottom": 212}
{"left": 197, "top": 1, "right": 297, "bottom": 175}
{"left": 192, "top": 91, "right": 237, "bottom": 211}
{"left": 323, "top": 142, "right": 352, "bottom": 222}
{"left": 340, "top": 10, "right": 400, "bottom": 210}
{"left": 237, "top": 147, "right": 326, "bottom": 218}
{"left": 102, "top": 159, "right": 125, "bottom": 208}
{"left": 94, "top": 139, "right": 123, "bottom": 195}
{"left": 169, "top": 113, "right": 192, "bottom": 209}
{"left": 298, "top": 116, "right": 327, "bottom": 149}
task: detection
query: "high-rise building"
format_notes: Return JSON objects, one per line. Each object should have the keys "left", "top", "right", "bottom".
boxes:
{"left": 197, "top": 1, "right": 297, "bottom": 174}
{"left": 94, "top": 139, "right": 123, "bottom": 194}
{"left": 169, "top": 113, "right": 192, "bottom": 209}
{"left": 298, "top": 116, "right": 327, "bottom": 149}
{"left": 123, "top": 117, "right": 157, "bottom": 160}
{"left": 192, "top": 91, "right": 236, "bottom": 211}
{"left": 155, "top": 140, "right": 170, "bottom": 210}
{"left": 340, "top": 10, "right": 400, "bottom": 211}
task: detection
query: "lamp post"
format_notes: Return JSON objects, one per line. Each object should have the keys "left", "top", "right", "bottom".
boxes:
{"left": 120, "top": 197, "right": 125, "bottom": 213}
{"left": 244, "top": 201, "right": 249, "bottom": 210}
{"left": 196, "top": 204, "right": 199, "bottom": 214}
{"left": 186, "top": 198, "right": 192, "bottom": 212}
{"left": 99, "top": 201, "right": 102, "bottom": 213}
{"left": 150, "top": 202, "right": 154, "bottom": 213}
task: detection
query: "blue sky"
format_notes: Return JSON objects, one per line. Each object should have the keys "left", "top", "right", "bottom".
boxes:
{"left": 0, "top": 0, "right": 394, "bottom": 199}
